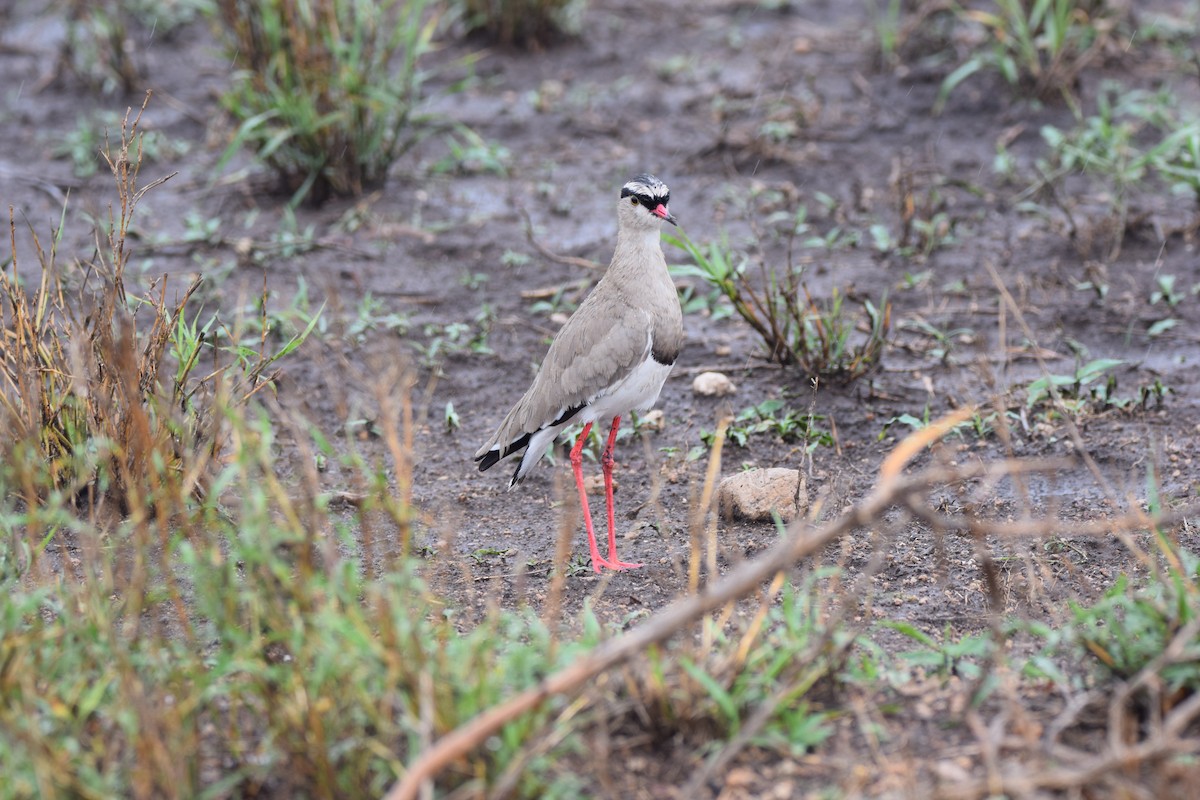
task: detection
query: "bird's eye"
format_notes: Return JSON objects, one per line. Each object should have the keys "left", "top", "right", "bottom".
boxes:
{"left": 630, "top": 197, "right": 639, "bottom": 206}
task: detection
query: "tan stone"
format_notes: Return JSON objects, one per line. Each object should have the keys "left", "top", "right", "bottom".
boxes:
{"left": 718, "top": 468, "right": 802, "bottom": 523}
{"left": 692, "top": 371, "right": 737, "bottom": 397}
{"left": 639, "top": 408, "right": 665, "bottom": 431}
{"left": 582, "top": 474, "right": 611, "bottom": 495}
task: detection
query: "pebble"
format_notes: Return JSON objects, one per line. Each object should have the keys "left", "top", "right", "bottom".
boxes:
{"left": 718, "top": 468, "right": 804, "bottom": 523}
{"left": 582, "top": 474, "right": 610, "bottom": 495}
{"left": 692, "top": 371, "right": 737, "bottom": 397}
{"left": 640, "top": 409, "right": 665, "bottom": 431}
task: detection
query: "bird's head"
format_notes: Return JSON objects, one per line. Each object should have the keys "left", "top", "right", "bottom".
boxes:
{"left": 618, "top": 173, "right": 677, "bottom": 229}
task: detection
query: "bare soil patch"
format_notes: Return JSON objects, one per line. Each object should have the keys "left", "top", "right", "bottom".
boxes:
{"left": 4, "top": 0, "right": 1200, "bottom": 796}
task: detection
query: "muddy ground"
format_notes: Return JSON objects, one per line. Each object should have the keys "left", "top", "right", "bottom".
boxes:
{"left": 4, "top": 0, "right": 1200, "bottom": 796}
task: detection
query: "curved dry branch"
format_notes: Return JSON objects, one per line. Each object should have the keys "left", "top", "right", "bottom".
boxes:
{"left": 383, "top": 413, "right": 1068, "bottom": 800}
{"left": 518, "top": 206, "right": 603, "bottom": 271}
{"left": 939, "top": 692, "right": 1200, "bottom": 799}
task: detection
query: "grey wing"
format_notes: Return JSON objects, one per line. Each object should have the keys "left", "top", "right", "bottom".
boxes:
{"left": 548, "top": 307, "right": 649, "bottom": 407}
{"left": 477, "top": 299, "right": 649, "bottom": 457}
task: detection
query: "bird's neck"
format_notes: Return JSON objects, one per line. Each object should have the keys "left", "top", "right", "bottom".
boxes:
{"left": 606, "top": 226, "right": 670, "bottom": 298}
{"left": 614, "top": 226, "right": 663, "bottom": 263}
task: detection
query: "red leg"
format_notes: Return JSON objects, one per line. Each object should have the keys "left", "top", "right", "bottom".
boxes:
{"left": 601, "top": 415, "right": 642, "bottom": 570}
{"left": 570, "top": 422, "right": 612, "bottom": 572}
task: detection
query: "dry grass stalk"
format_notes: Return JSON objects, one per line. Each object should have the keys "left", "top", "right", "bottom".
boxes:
{"left": 384, "top": 412, "right": 1104, "bottom": 800}
{"left": 0, "top": 96, "right": 197, "bottom": 510}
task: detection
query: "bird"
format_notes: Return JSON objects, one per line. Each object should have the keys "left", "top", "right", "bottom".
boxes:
{"left": 475, "top": 173, "right": 684, "bottom": 572}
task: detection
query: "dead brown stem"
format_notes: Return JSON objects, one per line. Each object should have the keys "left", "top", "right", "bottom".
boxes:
{"left": 518, "top": 206, "right": 602, "bottom": 271}
{"left": 383, "top": 417, "right": 1074, "bottom": 800}
{"left": 938, "top": 691, "right": 1200, "bottom": 798}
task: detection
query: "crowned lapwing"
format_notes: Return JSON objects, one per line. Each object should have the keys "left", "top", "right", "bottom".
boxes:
{"left": 475, "top": 174, "right": 684, "bottom": 572}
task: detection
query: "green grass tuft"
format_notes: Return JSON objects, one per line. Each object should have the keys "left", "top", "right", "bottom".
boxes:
{"left": 214, "top": 0, "right": 447, "bottom": 205}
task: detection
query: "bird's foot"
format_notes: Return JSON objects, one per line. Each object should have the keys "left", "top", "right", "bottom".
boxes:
{"left": 591, "top": 555, "right": 643, "bottom": 572}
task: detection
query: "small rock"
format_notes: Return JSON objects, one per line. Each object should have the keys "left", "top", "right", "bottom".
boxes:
{"left": 714, "top": 344, "right": 732, "bottom": 357}
{"left": 550, "top": 311, "right": 570, "bottom": 326}
{"left": 582, "top": 474, "right": 611, "bottom": 495}
{"left": 536, "top": 79, "right": 565, "bottom": 112}
{"left": 692, "top": 371, "right": 737, "bottom": 397}
{"left": 724, "top": 767, "right": 756, "bottom": 788}
{"left": 639, "top": 408, "right": 665, "bottom": 431}
{"left": 718, "top": 468, "right": 803, "bottom": 523}
{"left": 933, "top": 759, "right": 972, "bottom": 783}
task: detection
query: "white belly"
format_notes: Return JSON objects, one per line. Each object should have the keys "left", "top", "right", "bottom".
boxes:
{"left": 508, "top": 355, "right": 674, "bottom": 486}
{"left": 581, "top": 357, "right": 673, "bottom": 424}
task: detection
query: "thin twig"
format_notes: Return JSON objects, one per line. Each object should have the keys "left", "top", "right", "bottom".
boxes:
{"left": 473, "top": 566, "right": 553, "bottom": 582}
{"left": 383, "top": 422, "right": 1067, "bottom": 800}
{"left": 518, "top": 206, "right": 603, "bottom": 271}
{"left": 938, "top": 694, "right": 1200, "bottom": 798}
{"left": 905, "top": 502, "right": 1197, "bottom": 542}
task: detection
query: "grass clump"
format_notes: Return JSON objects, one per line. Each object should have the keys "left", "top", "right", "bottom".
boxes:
{"left": 214, "top": 0, "right": 444, "bottom": 205}
{"left": 934, "top": 0, "right": 1122, "bottom": 114}
{"left": 703, "top": 399, "right": 832, "bottom": 451}
{"left": 457, "top": 0, "right": 585, "bottom": 48}
{"left": 1068, "top": 543, "right": 1200, "bottom": 695}
{"left": 0, "top": 402, "right": 595, "bottom": 797}
{"left": 1015, "top": 528, "right": 1200, "bottom": 730}
{"left": 3, "top": 103, "right": 196, "bottom": 506}
{"left": 668, "top": 230, "right": 891, "bottom": 382}
{"left": 0, "top": 103, "right": 589, "bottom": 797}
{"left": 59, "top": 0, "right": 143, "bottom": 94}
{"left": 1, "top": 100, "right": 308, "bottom": 509}
{"left": 1071, "top": 570, "right": 1200, "bottom": 692}
{"left": 54, "top": 0, "right": 209, "bottom": 94}
{"left": 634, "top": 571, "right": 852, "bottom": 777}
{"left": 1019, "top": 82, "right": 1200, "bottom": 259}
